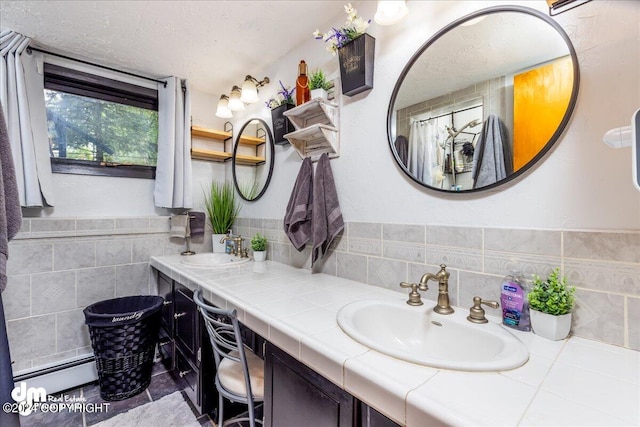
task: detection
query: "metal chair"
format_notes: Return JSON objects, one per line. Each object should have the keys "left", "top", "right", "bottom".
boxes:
{"left": 193, "top": 289, "right": 264, "bottom": 427}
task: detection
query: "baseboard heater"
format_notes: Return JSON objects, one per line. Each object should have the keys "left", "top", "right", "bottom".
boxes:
{"left": 13, "top": 356, "right": 98, "bottom": 395}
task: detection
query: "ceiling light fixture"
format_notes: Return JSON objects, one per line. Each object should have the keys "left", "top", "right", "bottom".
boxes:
{"left": 374, "top": 1, "right": 409, "bottom": 25}
{"left": 215, "top": 95, "right": 233, "bottom": 119}
{"left": 240, "top": 75, "right": 270, "bottom": 104}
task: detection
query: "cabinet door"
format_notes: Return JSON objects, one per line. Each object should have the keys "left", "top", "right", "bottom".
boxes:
{"left": 174, "top": 285, "right": 197, "bottom": 363}
{"left": 157, "top": 272, "right": 174, "bottom": 334}
{"left": 265, "top": 342, "right": 354, "bottom": 427}
{"left": 357, "top": 401, "right": 400, "bottom": 427}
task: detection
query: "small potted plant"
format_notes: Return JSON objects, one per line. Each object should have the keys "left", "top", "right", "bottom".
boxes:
{"left": 251, "top": 233, "right": 267, "bottom": 262}
{"left": 203, "top": 181, "right": 240, "bottom": 253}
{"left": 309, "top": 69, "right": 332, "bottom": 100}
{"left": 527, "top": 268, "right": 576, "bottom": 341}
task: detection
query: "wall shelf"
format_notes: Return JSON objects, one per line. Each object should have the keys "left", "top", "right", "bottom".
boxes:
{"left": 190, "top": 125, "right": 265, "bottom": 162}
{"left": 284, "top": 98, "right": 339, "bottom": 161}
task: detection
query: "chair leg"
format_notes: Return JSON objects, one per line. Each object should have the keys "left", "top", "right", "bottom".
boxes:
{"left": 248, "top": 398, "right": 255, "bottom": 427}
{"left": 218, "top": 392, "right": 224, "bottom": 427}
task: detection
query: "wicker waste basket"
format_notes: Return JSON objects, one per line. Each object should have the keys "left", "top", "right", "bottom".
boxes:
{"left": 84, "top": 295, "right": 164, "bottom": 401}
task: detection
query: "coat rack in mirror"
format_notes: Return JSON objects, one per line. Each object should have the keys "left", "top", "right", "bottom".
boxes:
{"left": 232, "top": 118, "right": 275, "bottom": 201}
{"left": 387, "top": 5, "right": 579, "bottom": 193}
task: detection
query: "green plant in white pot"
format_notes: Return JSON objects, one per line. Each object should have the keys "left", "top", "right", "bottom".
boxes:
{"left": 527, "top": 268, "right": 576, "bottom": 341}
{"left": 251, "top": 233, "right": 267, "bottom": 262}
{"left": 203, "top": 181, "right": 240, "bottom": 252}
{"left": 309, "top": 69, "right": 332, "bottom": 100}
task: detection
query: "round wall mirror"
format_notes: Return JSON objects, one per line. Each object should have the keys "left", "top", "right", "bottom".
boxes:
{"left": 232, "top": 118, "right": 275, "bottom": 201}
{"left": 387, "top": 6, "right": 579, "bottom": 193}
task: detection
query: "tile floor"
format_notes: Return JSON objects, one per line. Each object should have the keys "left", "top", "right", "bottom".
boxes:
{"left": 18, "top": 362, "right": 217, "bottom": 427}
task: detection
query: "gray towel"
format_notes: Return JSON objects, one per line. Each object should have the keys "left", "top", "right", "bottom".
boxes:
{"left": 312, "top": 153, "right": 344, "bottom": 266}
{"left": 170, "top": 214, "right": 189, "bottom": 238}
{"left": 472, "top": 114, "right": 513, "bottom": 188}
{"left": 189, "top": 211, "right": 205, "bottom": 237}
{"left": 284, "top": 157, "right": 313, "bottom": 251}
{"left": 0, "top": 105, "right": 22, "bottom": 292}
{"left": 394, "top": 135, "right": 408, "bottom": 167}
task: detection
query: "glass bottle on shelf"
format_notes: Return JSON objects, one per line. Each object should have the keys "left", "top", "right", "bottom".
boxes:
{"left": 296, "top": 60, "right": 311, "bottom": 106}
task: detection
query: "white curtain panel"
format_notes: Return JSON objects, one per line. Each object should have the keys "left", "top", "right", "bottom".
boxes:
{"left": 154, "top": 76, "right": 193, "bottom": 209}
{"left": 0, "top": 30, "right": 54, "bottom": 207}
{"left": 408, "top": 120, "right": 435, "bottom": 185}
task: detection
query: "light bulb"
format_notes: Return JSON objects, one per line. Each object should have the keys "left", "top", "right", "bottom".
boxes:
{"left": 215, "top": 95, "right": 233, "bottom": 119}
{"left": 374, "top": 1, "right": 408, "bottom": 26}
{"left": 240, "top": 76, "right": 259, "bottom": 104}
{"left": 228, "top": 85, "right": 245, "bottom": 111}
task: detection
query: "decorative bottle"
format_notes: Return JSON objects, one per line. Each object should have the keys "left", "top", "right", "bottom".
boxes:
{"left": 500, "top": 270, "right": 531, "bottom": 331}
{"left": 296, "top": 60, "right": 311, "bottom": 106}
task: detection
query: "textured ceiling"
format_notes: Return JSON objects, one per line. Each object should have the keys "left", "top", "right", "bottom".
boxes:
{"left": 0, "top": 0, "right": 344, "bottom": 95}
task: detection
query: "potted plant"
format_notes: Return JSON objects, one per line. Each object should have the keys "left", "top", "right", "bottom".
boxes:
{"left": 203, "top": 181, "right": 240, "bottom": 252}
{"left": 251, "top": 233, "right": 267, "bottom": 262}
{"left": 313, "top": 3, "right": 374, "bottom": 96}
{"left": 266, "top": 80, "right": 296, "bottom": 144}
{"left": 527, "top": 268, "right": 576, "bottom": 341}
{"left": 309, "top": 69, "right": 332, "bottom": 100}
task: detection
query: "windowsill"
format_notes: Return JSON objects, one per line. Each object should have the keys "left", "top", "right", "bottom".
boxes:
{"left": 51, "top": 158, "right": 156, "bottom": 179}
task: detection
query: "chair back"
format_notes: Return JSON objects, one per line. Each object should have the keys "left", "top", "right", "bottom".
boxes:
{"left": 193, "top": 289, "right": 253, "bottom": 399}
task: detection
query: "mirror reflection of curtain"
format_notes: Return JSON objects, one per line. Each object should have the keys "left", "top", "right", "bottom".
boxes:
{"left": 408, "top": 120, "right": 439, "bottom": 185}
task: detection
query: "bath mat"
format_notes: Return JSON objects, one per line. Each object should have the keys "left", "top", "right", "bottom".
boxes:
{"left": 90, "top": 391, "right": 199, "bottom": 427}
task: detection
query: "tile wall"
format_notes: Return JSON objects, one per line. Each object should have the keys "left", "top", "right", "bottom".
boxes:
{"left": 235, "top": 218, "right": 640, "bottom": 351}
{"left": 2, "top": 216, "right": 196, "bottom": 375}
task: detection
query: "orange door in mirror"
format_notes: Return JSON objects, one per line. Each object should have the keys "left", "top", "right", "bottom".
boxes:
{"left": 513, "top": 56, "right": 573, "bottom": 171}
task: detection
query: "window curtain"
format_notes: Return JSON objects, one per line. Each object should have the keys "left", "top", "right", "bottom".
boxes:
{"left": 154, "top": 76, "right": 192, "bottom": 209}
{"left": 0, "top": 30, "right": 54, "bottom": 207}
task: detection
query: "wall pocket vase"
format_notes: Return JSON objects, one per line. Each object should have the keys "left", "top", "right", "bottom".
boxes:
{"left": 271, "top": 103, "right": 295, "bottom": 145}
{"left": 338, "top": 33, "right": 375, "bottom": 97}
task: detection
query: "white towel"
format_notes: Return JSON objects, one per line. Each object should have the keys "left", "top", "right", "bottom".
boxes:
{"left": 170, "top": 214, "right": 189, "bottom": 238}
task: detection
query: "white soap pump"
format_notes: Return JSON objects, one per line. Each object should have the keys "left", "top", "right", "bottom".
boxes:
{"left": 602, "top": 108, "right": 639, "bottom": 192}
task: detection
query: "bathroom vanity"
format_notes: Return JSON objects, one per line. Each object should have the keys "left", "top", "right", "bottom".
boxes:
{"left": 151, "top": 255, "right": 639, "bottom": 427}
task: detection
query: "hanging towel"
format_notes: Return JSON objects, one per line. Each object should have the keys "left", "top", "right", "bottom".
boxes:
{"left": 312, "top": 153, "right": 344, "bottom": 266}
{"left": 472, "top": 114, "right": 513, "bottom": 188}
{"left": 0, "top": 105, "right": 22, "bottom": 293}
{"left": 189, "top": 211, "right": 205, "bottom": 238}
{"left": 284, "top": 157, "right": 313, "bottom": 251}
{"left": 394, "top": 135, "right": 408, "bottom": 167}
{"left": 170, "top": 214, "right": 189, "bottom": 238}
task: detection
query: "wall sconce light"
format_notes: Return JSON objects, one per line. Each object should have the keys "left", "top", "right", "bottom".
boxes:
{"left": 215, "top": 95, "right": 233, "bottom": 119}
{"left": 240, "top": 75, "right": 270, "bottom": 104}
{"left": 547, "top": 0, "right": 592, "bottom": 16}
{"left": 228, "top": 85, "right": 245, "bottom": 112}
{"left": 216, "top": 75, "right": 270, "bottom": 119}
{"left": 374, "top": 1, "right": 409, "bottom": 25}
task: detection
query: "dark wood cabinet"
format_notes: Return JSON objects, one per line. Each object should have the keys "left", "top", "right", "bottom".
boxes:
{"left": 156, "top": 269, "right": 399, "bottom": 427}
{"left": 265, "top": 342, "right": 355, "bottom": 427}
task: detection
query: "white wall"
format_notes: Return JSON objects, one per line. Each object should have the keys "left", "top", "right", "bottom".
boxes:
{"left": 35, "top": 0, "right": 640, "bottom": 232}
{"left": 230, "top": 0, "right": 640, "bottom": 231}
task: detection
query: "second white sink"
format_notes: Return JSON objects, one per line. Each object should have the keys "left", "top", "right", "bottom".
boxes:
{"left": 337, "top": 299, "right": 528, "bottom": 372}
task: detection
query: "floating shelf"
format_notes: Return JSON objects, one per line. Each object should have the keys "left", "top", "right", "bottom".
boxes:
{"left": 234, "top": 153, "right": 266, "bottom": 166}
{"left": 190, "top": 125, "right": 265, "bottom": 163}
{"left": 283, "top": 98, "right": 339, "bottom": 161}
{"left": 190, "top": 148, "right": 231, "bottom": 162}
{"left": 284, "top": 124, "right": 339, "bottom": 162}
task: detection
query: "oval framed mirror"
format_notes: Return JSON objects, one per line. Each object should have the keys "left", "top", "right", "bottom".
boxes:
{"left": 387, "top": 5, "right": 579, "bottom": 193}
{"left": 232, "top": 118, "right": 275, "bottom": 201}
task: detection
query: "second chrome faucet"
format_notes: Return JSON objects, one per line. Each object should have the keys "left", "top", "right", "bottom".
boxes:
{"left": 400, "top": 264, "right": 454, "bottom": 314}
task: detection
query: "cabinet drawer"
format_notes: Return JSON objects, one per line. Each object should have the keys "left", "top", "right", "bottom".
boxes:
{"left": 158, "top": 272, "right": 174, "bottom": 333}
{"left": 175, "top": 349, "right": 199, "bottom": 410}
{"left": 157, "top": 328, "right": 174, "bottom": 370}
{"left": 174, "top": 285, "right": 197, "bottom": 361}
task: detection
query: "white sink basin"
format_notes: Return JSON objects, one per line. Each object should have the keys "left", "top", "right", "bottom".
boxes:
{"left": 180, "top": 253, "right": 251, "bottom": 268}
{"left": 337, "top": 299, "right": 528, "bottom": 372}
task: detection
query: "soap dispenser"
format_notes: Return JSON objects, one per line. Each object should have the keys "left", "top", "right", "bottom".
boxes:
{"left": 500, "top": 270, "right": 531, "bottom": 331}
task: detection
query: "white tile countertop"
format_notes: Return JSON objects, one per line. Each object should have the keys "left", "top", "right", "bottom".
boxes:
{"left": 150, "top": 256, "right": 640, "bottom": 427}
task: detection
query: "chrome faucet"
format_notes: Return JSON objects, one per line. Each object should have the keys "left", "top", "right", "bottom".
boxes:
{"left": 420, "top": 264, "right": 454, "bottom": 314}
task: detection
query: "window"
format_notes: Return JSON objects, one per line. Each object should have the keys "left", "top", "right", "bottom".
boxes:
{"left": 44, "top": 63, "right": 159, "bottom": 178}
